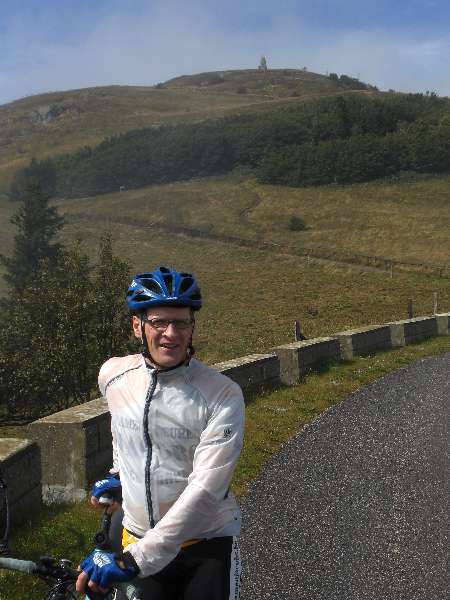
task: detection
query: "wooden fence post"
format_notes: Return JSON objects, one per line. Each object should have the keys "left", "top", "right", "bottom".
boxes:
{"left": 433, "top": 292, "right": 438, "bottom": 315}
{"left": 294, "top": 320, "right": 306, "bottom": 341}
{"left": 408, "top": 299, "right": 414, "bottom": 319}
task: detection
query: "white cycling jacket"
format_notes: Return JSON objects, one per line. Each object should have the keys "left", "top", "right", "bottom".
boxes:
{"left": 99, "top": 353, "right": 245, "bottom": 577}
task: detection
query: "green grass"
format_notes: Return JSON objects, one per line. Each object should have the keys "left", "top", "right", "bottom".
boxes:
{"left": 2, "top": 174, "right": 450, "bottom": 367}
{"left": 50, "top": 186, "right": 450, "bottom": 366}
{"left": 0, "top": 501, "right": 99, "bottom": 598}
{"left": 2, "top": 335, "right": 449, "bottom": 599}
{"left": 56, "top": 172, "right": 450, "bottom": 268}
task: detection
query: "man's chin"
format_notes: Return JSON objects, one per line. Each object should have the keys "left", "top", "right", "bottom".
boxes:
{"left": 155, "top": 349, "right": 186, "bottom": 368}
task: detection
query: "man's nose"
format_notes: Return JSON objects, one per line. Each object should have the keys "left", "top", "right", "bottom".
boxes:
{"left": 163, "top": 323, "right": 179, "bottom": 335}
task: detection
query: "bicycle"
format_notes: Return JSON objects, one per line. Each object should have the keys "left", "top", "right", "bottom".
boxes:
{"left": 0, "top": 467, "right": 142, "bottom": 599}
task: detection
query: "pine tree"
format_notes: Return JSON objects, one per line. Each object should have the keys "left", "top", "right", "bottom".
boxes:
{"left": 1, "top": 181, "right": 64, "bottom": 291}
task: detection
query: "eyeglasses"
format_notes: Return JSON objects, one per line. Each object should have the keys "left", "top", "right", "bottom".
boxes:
{"left": 142, "top": 317, "right": 194, "bottom": 331}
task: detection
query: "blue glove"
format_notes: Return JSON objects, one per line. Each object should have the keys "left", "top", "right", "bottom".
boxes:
{"left": 80, "top": 549, "right": 138, "bottom": 589}
{"left": 91, "top": 475, "right": 122, "bottom": 501}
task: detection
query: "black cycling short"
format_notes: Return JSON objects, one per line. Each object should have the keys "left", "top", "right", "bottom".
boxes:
{"left": 134, "top": 536, "right": 241, "bottom": 600}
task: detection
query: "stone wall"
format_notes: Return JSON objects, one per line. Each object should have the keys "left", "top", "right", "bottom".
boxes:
{"left": 334, "top": 325, "right": 393, "bottom": 361}
{"left": 0, "top": 438, "right": 42, "bottom": 526}
{"left": 214, "top": 353, "right": 280, "bottom": 392}
{"left": 29, "top": 398, "right": 111, "bottom": 504}
{"left": 1, "top": 313, "right": 450, "bottom": 524}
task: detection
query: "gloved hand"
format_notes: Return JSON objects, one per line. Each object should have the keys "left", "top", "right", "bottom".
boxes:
{"left": 76, "top": 549, "right": 138, "bottom": 594}
{"left": 91, "top": 475, "right": 122, "bottom": 504}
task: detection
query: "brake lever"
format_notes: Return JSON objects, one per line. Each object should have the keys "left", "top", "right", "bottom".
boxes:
{"left": 92, "top": 495, "right": 114, "bottom": 551}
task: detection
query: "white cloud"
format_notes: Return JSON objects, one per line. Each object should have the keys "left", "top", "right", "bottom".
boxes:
{"left": 1, "top": 5, "right": 450, "bottom": 105}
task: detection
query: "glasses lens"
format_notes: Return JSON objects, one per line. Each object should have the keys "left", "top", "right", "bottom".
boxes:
{"left": 150, "top": 319, "right": 168, "bottom": 330}
{"left": 173, "top": 319, "right": 193, "bottom": 329}
{"left": 147, "top": 318, "right": 193, "bottom": 330}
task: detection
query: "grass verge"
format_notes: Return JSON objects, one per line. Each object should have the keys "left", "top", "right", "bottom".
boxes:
{"left": 1, "top": 335, "right": 449, "bottom": 598}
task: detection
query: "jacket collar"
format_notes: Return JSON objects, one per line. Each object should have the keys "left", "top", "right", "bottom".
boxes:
{"left": 141, "top": 354, "right": 191, "bottom": 378}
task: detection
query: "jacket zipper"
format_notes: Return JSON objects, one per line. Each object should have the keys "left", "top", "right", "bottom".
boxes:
{"left": 143, "top": 369, "right": 158, "bottom": 529}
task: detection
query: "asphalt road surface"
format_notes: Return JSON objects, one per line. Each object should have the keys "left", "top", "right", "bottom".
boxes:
{"left": 240, "top": 354, "right": 449, "bottom": 600}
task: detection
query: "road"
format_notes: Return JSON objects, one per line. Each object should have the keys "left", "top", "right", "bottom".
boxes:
{"left": 240, "top": 354, "right": 449, "bottom": 600}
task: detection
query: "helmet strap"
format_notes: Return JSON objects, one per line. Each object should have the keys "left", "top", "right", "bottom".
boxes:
{"left": 140, "top": 315, "right": 151, "bottom": 360}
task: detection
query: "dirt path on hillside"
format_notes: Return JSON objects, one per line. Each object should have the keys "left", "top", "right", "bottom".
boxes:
{"left": 69, "top": 212, "right": 391, "bottom": 275}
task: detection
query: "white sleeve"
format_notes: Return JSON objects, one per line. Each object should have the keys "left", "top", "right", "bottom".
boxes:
{"left": 98, "top": 361, "right": 120, "bottom": 477}
{"left": 109, "top": 424, "right": 120, "bottom": 477}
{"left": 124, "top": 384, "right": 245, "bottom": 577}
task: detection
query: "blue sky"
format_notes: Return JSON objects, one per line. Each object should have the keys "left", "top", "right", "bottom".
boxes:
{"left": 1, "top": 0, "right": 450, "bottom": 105}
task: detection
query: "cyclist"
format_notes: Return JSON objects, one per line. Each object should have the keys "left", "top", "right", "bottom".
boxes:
{"left": 76, "top": 266, "right": 245, "bottom": 599}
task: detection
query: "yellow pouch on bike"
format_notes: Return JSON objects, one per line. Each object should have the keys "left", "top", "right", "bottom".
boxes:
{"left": 122, "top": 528, "right": 139, "bottom": 548}
{"left": 122, "top": 527, "right": 202, "bottom": 549}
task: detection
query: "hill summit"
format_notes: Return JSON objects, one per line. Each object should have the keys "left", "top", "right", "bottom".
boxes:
{"left": 160, "top": 68, "right": 375, "bottom": 96}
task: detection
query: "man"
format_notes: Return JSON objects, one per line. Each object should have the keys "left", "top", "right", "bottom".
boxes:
{"left": 76, "top": 266, "right": 245, "bottom": 599}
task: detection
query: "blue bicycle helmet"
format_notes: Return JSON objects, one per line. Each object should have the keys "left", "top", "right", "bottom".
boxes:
{"left": 126, "top": 266, "right": 202, "bottom": 312}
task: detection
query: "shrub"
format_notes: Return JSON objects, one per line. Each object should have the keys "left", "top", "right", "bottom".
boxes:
{"left": 288, "top": 215, "right": 307, "bottom": 231}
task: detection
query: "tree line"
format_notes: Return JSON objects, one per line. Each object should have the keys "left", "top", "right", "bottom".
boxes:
{"left": 10, "top": 92, "right": 448, "bottom": 200}
{"left": 257, "top": 123, "right": 450, "bottom": 186}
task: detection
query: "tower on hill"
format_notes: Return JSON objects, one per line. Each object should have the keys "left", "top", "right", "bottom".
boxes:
{"left": 258, "top": 56, "right": 268, "bottom": 71}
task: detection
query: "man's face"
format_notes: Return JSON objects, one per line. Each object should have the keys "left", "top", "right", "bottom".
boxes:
{"left": 132, "top": 305, "right": 194, "bottom": 368}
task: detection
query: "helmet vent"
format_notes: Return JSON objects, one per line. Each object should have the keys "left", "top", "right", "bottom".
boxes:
{"left": 134, "top": 294, "right": 150, "bottom": 303}
{"left": 162, "top": 274, "right": 174, "bottom": 294}
{"left": 179, "top": 277, "right": 194, "bottom": 293}
{"left": 141, "top": 279, "right": 161, "bottom": 294}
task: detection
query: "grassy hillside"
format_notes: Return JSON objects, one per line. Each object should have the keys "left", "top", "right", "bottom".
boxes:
{"left": 56, "top": 172, "right": 450, "bottom": 267}
{"left": 2, "top": 170, "right": 450, "bottom": 362}
{"left": 4, "top": 172, "right": 436, "bottom": 364}
{"left": 0, "top": 69, "right": 371, "bottom": 198}
{"left": 1, "top": 70, "right": 449, "bottom": 366}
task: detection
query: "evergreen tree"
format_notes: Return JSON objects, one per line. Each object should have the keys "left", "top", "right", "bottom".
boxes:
{"left": 1, "top": 181, "right": 64, "bottom": 291}
{"left": 0, "top": 237, "right": 131, "bottom": 421}
{"left": 9, "top": 157, "right": 57, "bottom": 201}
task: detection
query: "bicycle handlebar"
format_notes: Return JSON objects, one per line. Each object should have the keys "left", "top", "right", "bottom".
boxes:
{"left": 0, "top": 556, "right": 37, "bottom": 574}
{"left": 0, "top": 556, "right": 142, "bottom": 599}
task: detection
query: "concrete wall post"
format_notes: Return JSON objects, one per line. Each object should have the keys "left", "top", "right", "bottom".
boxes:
{"left": 273, "top": 338, "right": 341, "bottom": 385}
{"left": 28, "top": 399, "right": 111, "bottom": 504}
{"left": 0, "top": 438, "right": 42, "bottom": 525}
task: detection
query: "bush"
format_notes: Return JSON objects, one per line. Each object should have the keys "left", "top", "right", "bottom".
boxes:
{"left": 288, "top": 215, "right": 307, "bottom": 231}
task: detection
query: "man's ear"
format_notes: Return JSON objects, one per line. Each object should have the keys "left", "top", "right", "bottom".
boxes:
{"left": 132, "top": 315, "right": 142, "bottom": 340}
